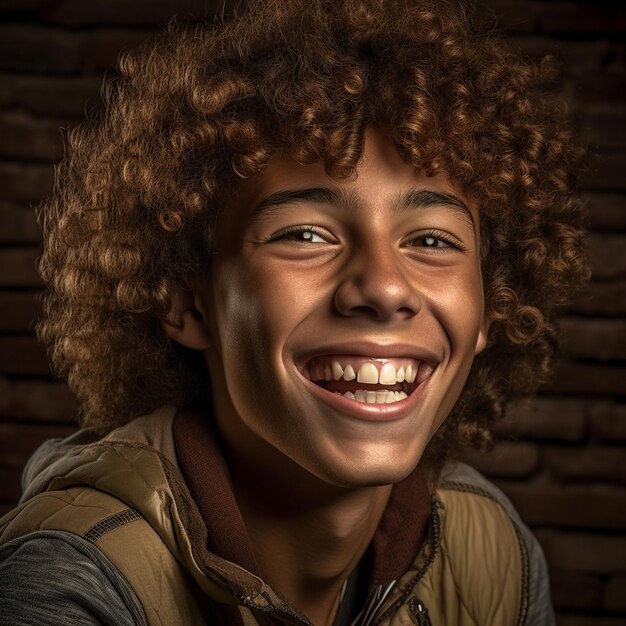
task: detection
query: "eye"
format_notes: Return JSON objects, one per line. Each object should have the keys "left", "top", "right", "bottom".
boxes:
{"left": 267, "top": 225, "right": 335, "bottom": 244}
{"left": 421, "top": 235, "right": 452, "bottom": 248}
{"left": 403, "top": 230, "right": 464, "bottom": 251}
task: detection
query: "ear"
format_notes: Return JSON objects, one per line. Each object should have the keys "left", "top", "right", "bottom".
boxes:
{"left": 162, "top": 288, "right": 212, "bottom": 350}
{"left": 474, "top": 315, "right": 491, "bottom": 355}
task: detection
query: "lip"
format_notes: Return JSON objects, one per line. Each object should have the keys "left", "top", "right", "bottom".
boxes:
{"left": 297, "top": 366, "right": 432, "bottom": 422}
{"left": 293, "top": 341, "right": 438, "bottom": 422}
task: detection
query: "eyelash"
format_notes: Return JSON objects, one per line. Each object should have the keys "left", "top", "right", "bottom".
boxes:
{"left": 266, "top": 225, "right": 333, "bottom": 243}
{"left": 403, "top": 229, "right": 465, "bottom": 251}
{"left": 267, "top": 226, "right": 465, "bottom": 251}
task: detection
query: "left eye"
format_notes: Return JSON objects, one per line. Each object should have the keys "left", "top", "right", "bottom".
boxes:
{"left": 420, "top": 235, "right": 451, "bottom": 248}
{"left": 405, "top": 233, "right": 457, "bottom": 249}
{"left": 293, "top": 230, "right": 327, "bottom": 243}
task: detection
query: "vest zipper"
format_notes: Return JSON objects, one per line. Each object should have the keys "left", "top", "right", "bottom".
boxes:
{"left": 236, "top": 591, "right": 313, "bottom": 626}
{"left": 407, "top": 598, "right": 432, "bottom": 626}
{"left": 335, "top": 500, "right": 442, "bottom": 626}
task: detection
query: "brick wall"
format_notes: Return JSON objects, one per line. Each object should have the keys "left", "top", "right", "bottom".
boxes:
{"left": 0, "top": 1, "right": 624, "bottom": 623}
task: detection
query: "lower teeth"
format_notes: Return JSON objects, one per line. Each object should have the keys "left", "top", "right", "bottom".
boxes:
{"left": 334, "top": 390, "right": 408, "bottom": 404}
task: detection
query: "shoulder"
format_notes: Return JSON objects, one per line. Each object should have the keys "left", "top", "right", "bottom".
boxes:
{"left": 436, "top": 461, "right": 530, "bottom": 551}
{"left": 0, "top": 529, "right": 145, "bottom": 625}
{"left": 0, "top": 487, "right": 207, "bottom": 625}
{"left": 433, "top": 462, "right": 555, "bottom": 626}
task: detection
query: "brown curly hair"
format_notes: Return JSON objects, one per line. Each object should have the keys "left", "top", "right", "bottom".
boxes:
{"left": 37, "top": 0, "right": 589, "bottom": 468}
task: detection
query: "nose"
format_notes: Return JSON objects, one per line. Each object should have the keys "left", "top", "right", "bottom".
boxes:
{"left": 334, "top": 239, "right": 421, "bottom": 322}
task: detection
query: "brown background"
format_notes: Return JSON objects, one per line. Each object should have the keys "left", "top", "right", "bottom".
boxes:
{"left": 0, "top": 0, "right": 625, "bottom": 624}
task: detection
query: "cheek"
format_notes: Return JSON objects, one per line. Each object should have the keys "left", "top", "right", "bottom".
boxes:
{"left": 209, "top": 259, "right": 304, "bottom": 402}
{"left": 424, "top": 269, "right": 484, "bottom": 424}
{"left": 214, "top": 255, "right": 332, "bottom": 350}
{"left": 213, "top": 261, "right": 271, "bottom": 362}
{"left": 434, "top": 267, "right": 484, "bottom": 354}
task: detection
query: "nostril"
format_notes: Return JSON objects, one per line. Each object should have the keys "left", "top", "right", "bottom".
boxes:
{"left": 333, "top": 271, "right": 422, "bottom": 321}
{"left": 340, "top": 304, "right": 418, "bottom": 323}
{"left": 397, "top": 306, "right": 418, "bottom": 320}
{"left": 348, "top": 305, "right": 380, "bottom": 318}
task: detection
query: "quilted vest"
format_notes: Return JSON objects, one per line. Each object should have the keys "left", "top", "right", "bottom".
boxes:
{"left": 0, "top": 407, "right": 532, "bottom": 625}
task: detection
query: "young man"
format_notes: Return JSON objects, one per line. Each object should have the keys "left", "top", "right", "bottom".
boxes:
{"left": 0, "top": 0, "right": 588, "bottom": 624}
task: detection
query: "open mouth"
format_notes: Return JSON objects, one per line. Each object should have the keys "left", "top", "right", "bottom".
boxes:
{"left": 303, "top": 355, "right": 434, "bottom": 405}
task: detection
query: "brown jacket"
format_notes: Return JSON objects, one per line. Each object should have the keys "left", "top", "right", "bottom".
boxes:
{"left": 0, "top": 406, "right": 554, "bottom": 625}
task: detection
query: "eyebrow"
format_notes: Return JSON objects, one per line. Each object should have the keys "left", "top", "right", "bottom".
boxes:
{"left": 250, "top": 187, "right": 343, "bottom": 218}
{"left": 395, "top": 189, "right": 475, "bottom": 232}
{"left": 250, "top": 186, "right": 475, "bottom": 231}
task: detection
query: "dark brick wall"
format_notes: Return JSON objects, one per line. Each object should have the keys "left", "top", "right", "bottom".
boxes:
{"left": 0, "top": 1, "right": 625, "bottom": 623}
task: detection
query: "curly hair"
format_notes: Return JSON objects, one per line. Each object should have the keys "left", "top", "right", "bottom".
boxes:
{"left": 37, "top": 0, "right": 589, "bottom": 469}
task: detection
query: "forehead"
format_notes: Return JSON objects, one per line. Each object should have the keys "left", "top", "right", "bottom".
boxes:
{"left": 226, "top": 129, "right": 479, "bottom": 228}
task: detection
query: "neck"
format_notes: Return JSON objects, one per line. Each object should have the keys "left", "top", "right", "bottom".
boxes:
{"left": 226, "top": 445, "right": 392, "bottom": 626}
{"left": 173, "top": 409, "right": 431, "bottom": 626}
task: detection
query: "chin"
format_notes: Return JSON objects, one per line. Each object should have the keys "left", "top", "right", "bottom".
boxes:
{"left": 302, "top": 447, "right": 424, "bottom": 489}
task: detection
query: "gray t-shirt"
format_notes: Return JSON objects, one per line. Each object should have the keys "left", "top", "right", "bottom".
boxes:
{"left": 0, "top": 530, "right": 145, "bottom": 626}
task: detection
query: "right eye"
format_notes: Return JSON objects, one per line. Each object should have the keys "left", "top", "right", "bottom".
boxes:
{"left": 267, "top": 225, "right": 336, "bottom": 244}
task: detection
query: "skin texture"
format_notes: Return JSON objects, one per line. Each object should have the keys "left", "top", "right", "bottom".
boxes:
{"left": 38, "top": 0, "right": 588, "bottom": 468}
{"left": 197, "top": 128, "right": 488, "bottom": 487}
{"left": 166, "top": 128, "right": 489, "bottom": 625}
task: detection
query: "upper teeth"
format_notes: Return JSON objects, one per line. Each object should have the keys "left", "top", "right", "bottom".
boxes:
{"left": 343, "top": 364, "right": 356, "bottom": 381}
{"left": 311, "top": 360, "right": 418, "bottom": 385}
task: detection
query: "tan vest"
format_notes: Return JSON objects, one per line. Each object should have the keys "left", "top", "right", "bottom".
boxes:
{"left": 0, "top": 409, "right": 529, "bottom": 625}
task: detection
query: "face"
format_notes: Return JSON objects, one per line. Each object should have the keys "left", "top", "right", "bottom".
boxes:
{"left": 197, "top": 128, "right": 488, "bottom": 487}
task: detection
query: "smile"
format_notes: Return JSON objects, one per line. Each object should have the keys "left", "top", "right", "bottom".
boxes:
{"left": 303, "top": 355, "right": 435, "bottom": 405}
